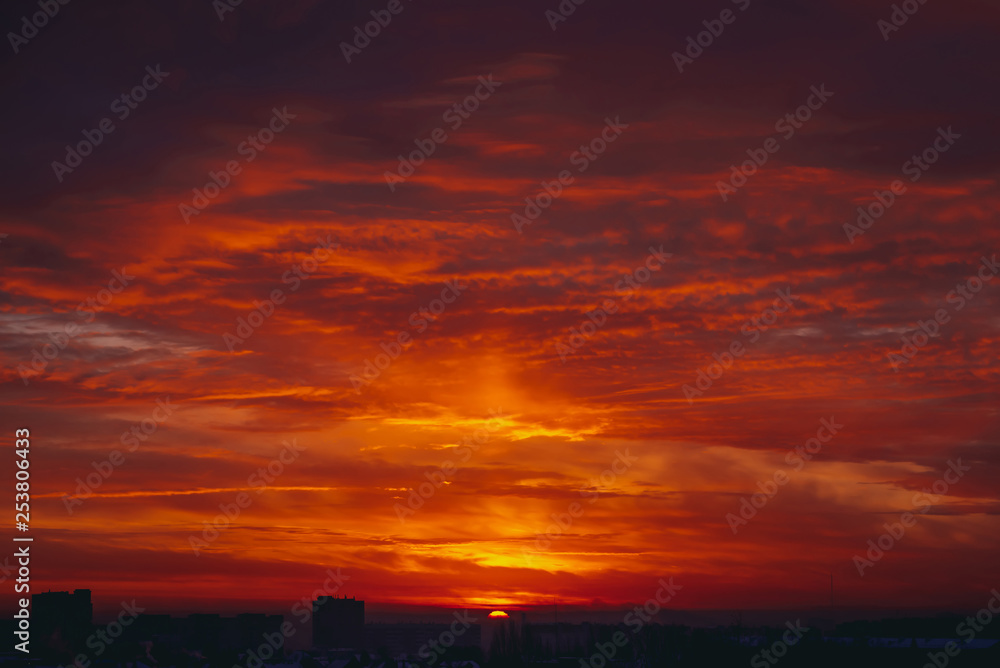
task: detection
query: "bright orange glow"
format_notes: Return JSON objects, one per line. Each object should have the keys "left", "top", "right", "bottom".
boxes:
{"left": 5, "top": 44, "right": 999, "bottom": 617}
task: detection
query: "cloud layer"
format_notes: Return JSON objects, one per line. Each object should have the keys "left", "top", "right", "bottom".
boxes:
{"left": 1, "top": 0, "right": 998, "bottom": 615}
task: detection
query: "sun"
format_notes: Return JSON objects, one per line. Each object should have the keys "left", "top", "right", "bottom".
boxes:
{"left": 488, "top": 611, "right": 509, "bottom": 618}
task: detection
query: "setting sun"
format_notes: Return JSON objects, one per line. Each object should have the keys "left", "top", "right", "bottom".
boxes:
{"left": 6, "top": 4, "right": 1000, "bottom": 666}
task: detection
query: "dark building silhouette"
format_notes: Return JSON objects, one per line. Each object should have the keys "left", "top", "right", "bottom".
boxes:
{"left": 124, "top": 612, "right": 283, "bottom": 651}
{"left": 33, "top": 589, "right": 93, "bottom": 656}
{"left": 367, "top": 622, "right": 482, "bottom": 658}
{"left": 313, "top": 595, "right": 364, "bottom": 649}
{"left": 30, "top": 589, "right": 285, "bottom": 661}
{"left": 228, "top": 613, "right": 285, "bottom": 650}
{"left": 129, "top": 612, "right": 173, "bottom": 643}
{"left": 186, "top": 612, "right": 224, "bottom": 651}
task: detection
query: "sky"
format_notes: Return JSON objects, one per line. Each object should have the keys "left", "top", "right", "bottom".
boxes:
{"left": 1, "top": 0, "right": 999, "bottom": 618}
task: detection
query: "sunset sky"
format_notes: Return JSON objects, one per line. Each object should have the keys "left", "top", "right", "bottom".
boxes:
{"left": 2, "top": 0, "right": 999, "bottom": 618}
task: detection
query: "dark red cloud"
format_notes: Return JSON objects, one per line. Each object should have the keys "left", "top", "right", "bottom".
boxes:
{"left": 1, "top": 0, "right": 998, "bottom": 615}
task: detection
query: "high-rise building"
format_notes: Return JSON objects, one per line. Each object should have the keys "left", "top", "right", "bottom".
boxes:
{"left": 312, "top": 595, "right": 364, "bottom": 649}
{"left": 33, "top": 589, "right": 93, "bottom": 656}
